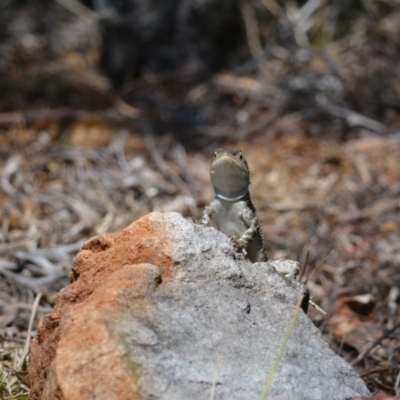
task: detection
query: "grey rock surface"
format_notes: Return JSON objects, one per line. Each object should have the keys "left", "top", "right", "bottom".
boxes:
{"left": 31, "top": 212, "right": 370, "bottom": 400}
{"left": 122, "top": 213, "right": 369, "bottom": 399}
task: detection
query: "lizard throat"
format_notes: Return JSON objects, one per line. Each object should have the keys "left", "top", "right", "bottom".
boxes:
{"left": 214, "top": 188, "right": 248, "bottom": 201}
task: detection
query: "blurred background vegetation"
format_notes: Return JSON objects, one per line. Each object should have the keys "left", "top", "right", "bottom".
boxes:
{"left": 1, "top": 0, "right": 400, "bottom": 398}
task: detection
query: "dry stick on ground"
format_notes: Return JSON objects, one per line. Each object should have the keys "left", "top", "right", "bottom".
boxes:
{"left": 241, "top": 0, "right": 270, "bottom": 79}
{"left": 84, "top": 160, "right": 117, "bottom": 234}
{"left": 144, "top": 129, "right": 194, "bottom": 201}
{"left": 0, "top": 108, "right": 132, "bottom": 126}
{"left": 351, "top": 321, "right": 400, "bottom": 367}
{"left": 54, "top": 0, "right": 99, "bottom": 24}
{"left": 0, "top": 106, "right": 230, "bottom": 140}
{"left": 259, "top": 0, "right": 282, "bottom": 17}
{"left": 395, "top": 370, "right": 400, "bottom": 397}
{"left": 16, "top": 292, "right": 43, "bottom": 370}
{"left": 318, "top": 102, "right": 386, "bottom": 134}
{"left": 304, "top": 250, "right": 332, "bottom": 284}
{"left": 113, "top": 98, "right": 145, "bottom": 119}
{"left": 309, "top": 298, "right": 327, "bottom": 316}
{"left": 298, "top": 250, "right": 310, "bottom": 282}
{"left": 303, "top": 251, "right": 331, "bottom": 316}
{"left": 171, "top": 143, "right": 202, "bottom": 193}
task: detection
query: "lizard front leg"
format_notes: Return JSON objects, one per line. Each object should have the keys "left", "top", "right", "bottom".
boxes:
{"left": 201, "top": 202, "right": 216, "bottom": 226}
{"left": 237, "top": 206, "right": 260, "bottom": 248}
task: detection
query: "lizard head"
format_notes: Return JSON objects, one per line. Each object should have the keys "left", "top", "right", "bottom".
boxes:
{"left": 210, "top": 148, "right": 250, "bottom": 201}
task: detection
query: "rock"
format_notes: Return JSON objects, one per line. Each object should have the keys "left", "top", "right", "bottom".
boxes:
{"left": 29, "top": 212, "right": 370, "bottom": 400}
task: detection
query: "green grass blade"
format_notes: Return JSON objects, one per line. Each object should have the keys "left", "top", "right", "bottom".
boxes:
{"left": 259, "top": 294, "right": 305, "bottom": 400}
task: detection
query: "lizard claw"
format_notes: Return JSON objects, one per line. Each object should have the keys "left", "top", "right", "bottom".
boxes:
{"left": 229, "top": 236, "right": 248, "bottom": 257}
{"left": 229, "top": 236, "right": 243, "bottom": 248}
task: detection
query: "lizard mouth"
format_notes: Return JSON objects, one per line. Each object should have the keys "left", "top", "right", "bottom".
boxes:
{"left": 210, "top": 154, "right": 250, "bottom": 199}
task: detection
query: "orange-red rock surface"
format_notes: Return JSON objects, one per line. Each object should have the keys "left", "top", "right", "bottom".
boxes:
{"left": 30, "top": 213, "right": 174, "bottom": 399}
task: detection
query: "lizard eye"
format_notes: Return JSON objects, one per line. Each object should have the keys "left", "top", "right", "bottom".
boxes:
{"left": 214, "top": 148, "right": 224, "bottom": 158}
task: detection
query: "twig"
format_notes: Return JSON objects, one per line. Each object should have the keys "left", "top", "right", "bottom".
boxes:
{"left": 319, "top": 103, "right": 386, "bottom": 134}
{"left": 14, "top": 251, "right": 57, "bottom": 275}
{"left": 259, "top": 0, "right": 282, "bottom": 17}
{"left": 16, "top": 292, "right": 43, "bottom": 369}
{"left": 54, "top": 0, "right": 99, "bottom": 24}
{"left": 241, "top": 1, "right": 269, "bottom": 79}
{"left": 304, "top": 250, "right": 332, "bottom": 284}
{"left": 309, "top": 298, "right": 327, "bottom": 316}
{"left": 0, "top": 266, "right": 66, "bottom": 293}
{"left": 0, "top": 298, "right": 51, "bottom": 313}
{"left": 298, "top": 250, "right": 309, "bottom": 282}
{"left": 351, "top": 321, "right": 400, "bottom": 367}
{"left": 144, "top": 128, "right": 193, "bottom": 198}
{"left": 85, "top": 160, "right": 117, "bottom": 234}
{"left": 395, "top": 369, "right": 400, "bottom": 397}
{"left": 24, "top": 241, "right": 84, "bottom": 261}
{"left": 113, "top": 98, "right": 144, "bottom": 119}
{"left": 296, "top": 0, "right": 325, "bottom": 39}
{"left": 172, "top": 143, "right": 202, "bottom": 192}
{"left": 0, "top": 108, "right": 130, "bottom": 126}
{"left": 1, "top": 155, "right": 22, "bottom": 196}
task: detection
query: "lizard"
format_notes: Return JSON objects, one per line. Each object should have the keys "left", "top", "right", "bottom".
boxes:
{"left": 201, "top": 148, "right": 299, "bottom": 279}
{"left": 201, "top": 148, "right": 268, "bottom": 263}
